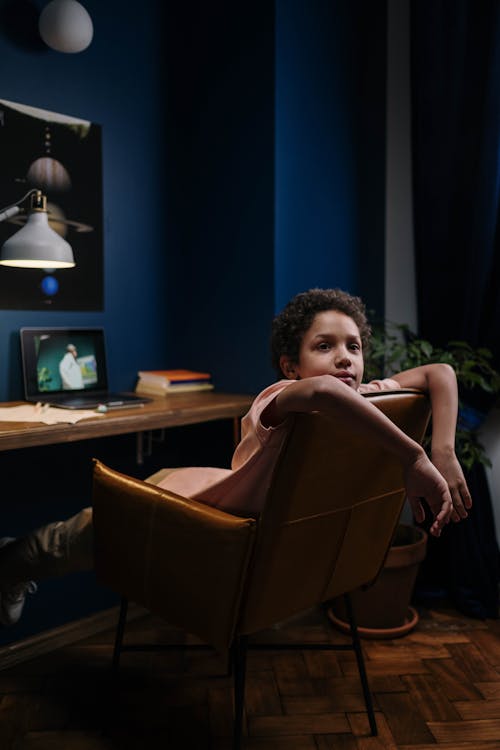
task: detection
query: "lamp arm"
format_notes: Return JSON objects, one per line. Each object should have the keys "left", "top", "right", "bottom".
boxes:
{"left": 0, "top": 206, "right": 21, "bottom": 223}
{"left": 0, "top": 189, "right": 42, "bottom": 223}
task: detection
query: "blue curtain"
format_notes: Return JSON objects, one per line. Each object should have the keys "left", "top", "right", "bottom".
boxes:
{"left": 411, "top": 0, "right": 500, "bottom": 618}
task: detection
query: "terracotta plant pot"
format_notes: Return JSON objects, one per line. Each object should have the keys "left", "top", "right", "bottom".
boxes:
{"left": 328, "top": 524, "right": 428, "bottom": 639}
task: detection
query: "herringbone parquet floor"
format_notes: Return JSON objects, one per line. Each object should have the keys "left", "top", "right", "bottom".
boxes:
{"left": 0, "top": 603, "right": 499, "bottom": 749}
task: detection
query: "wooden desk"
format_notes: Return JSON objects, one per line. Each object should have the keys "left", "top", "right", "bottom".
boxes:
{"left": 0, "top": 392, "right": 254, "bottom": 667}
{"left": 0, "top": 392, "right": 254, "bottom": 458}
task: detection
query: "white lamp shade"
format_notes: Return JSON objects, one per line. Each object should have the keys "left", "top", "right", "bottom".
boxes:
{"left": 0, "top": 211, "right": 75, "bottom": 269}
{"left": 39, "top": 0, "right": 94, "bottom": 54}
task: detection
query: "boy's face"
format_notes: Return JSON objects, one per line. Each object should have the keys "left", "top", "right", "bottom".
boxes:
{"left": 280, "top": 310, "right": 364, "bottom": 390}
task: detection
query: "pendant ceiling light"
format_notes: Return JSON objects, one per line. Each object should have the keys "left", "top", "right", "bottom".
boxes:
{"left": 39, "top": 0, "right": 93, "bottom": 54}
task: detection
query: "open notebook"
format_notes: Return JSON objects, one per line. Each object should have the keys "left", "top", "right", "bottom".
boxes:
{"left": 20, "top": 327, "right": 150, "bottom": 410}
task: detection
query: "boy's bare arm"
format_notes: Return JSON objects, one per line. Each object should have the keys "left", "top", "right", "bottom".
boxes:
{"left": 268, "top": 375, "right": 453, "bottom": 537}
{"left": 391, "top": 364, "right": 472, "bottom": 521}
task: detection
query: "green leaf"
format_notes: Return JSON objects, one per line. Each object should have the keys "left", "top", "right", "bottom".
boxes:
{"left": 420, "top": 341, "right": 433, "bottom": 358}
{"left": 367, "top": 317, "right": 500, "bottom": 468}
{"left": 477, "top": 348, "right": 493, "bottom": 359}
{"left": 448, "top": 341, "right": 470, "bottom": 349}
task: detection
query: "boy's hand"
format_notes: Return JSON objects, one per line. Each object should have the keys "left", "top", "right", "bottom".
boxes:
{"left": 404, "top": 452, "right": 453, "bottom": 537}
{"left": 431, "top": 449, "right": 472, "bottom": 522}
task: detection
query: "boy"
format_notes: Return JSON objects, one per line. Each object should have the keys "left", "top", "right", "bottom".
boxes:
{"left": 0, "top": 288, "right": 471, "bottom": 626}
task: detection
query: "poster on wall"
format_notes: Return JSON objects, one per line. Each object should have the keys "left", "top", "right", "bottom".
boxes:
{"left": 0, "top": 99, "right": 103, "bottom": 310}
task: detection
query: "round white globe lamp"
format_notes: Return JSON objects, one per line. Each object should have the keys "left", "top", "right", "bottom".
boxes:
{"left": 39, "top": 0, "right": 93, "bottom": 54}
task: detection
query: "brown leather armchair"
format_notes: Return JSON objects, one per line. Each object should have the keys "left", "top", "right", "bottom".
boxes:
{"left": 92, "top": 390, "right": 430, "bottom": 748}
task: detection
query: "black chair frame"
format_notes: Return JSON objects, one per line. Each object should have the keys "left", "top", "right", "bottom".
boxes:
{"left": 109, "top": 591, "right": 377, "bottom": 749}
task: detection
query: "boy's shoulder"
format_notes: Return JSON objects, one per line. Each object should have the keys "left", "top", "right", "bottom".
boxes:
{"left": 252, "top": 379, "right": 294, "bottom": 406}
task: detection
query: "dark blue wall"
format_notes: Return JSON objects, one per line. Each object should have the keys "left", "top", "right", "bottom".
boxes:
{"left": 0, "top": 0, "right": 171, "bottom": 645}
{"left": 160, "top": 0, "right": 386, "bottom": 395}
{"left": 0, "top": 0, "right": 387, "bottom": 644}
{"left": 161, "top": 2, "right": 277, "bottom": 395}
{"left": 0, "top": 0, "right": 168, "bottom": 403}
{"left": 275, "top": 0, "right": 387, "bottom": 317}
{"left": 0, "top": 0, "right": 386, "bottom": 402}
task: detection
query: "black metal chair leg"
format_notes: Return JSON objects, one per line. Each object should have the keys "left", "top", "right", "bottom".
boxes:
{"left": 344, "top": 593, "right": 378, "bottom": 736}
{"left": 102, "top": 597, "right": 129, "bottom": 738}
{"left": 232, "top": 635, "right": 248, "bottom": 750}
{"left": 112, "top": 597, "right": 129, "bottom": 676}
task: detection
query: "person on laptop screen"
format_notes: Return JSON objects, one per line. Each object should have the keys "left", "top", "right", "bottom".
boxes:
{"left": 59, "top": 344, "right": 84, "bottom": 390}
{"left": 21, "top": 327, "right": 147, "bottom": 409}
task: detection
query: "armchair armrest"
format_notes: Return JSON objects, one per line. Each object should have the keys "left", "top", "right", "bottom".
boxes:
{"left": 92, "top": 460, "right": 256, "bottom": 652}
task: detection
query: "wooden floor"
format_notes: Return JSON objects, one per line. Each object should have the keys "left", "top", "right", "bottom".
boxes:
{"left": 0, "top": 603, "right": 499, "bottom": 749}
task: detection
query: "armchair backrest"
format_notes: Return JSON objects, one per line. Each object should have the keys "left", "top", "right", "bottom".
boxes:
{"left": 238, "top": 390, "right": 430, "bottom": 634}
{"left": 93, "top": 390, "right": 430, "bottom": 652}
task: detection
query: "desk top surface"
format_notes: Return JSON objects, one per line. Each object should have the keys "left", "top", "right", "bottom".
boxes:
{"left": 0, "top": 391, "right": 254, "bottom": 452}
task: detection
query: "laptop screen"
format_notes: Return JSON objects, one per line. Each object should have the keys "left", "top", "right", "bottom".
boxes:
{"left": 21, "top": 327, "right": 109, "bottom": 399}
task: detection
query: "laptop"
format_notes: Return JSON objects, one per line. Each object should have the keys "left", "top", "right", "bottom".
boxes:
{"left": 20, "top": 327, "right": 151, "bottom": 410}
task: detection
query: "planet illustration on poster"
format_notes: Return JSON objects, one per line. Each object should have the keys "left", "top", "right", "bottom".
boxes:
{"left": 27, "top": 156, "right": 72, "bottom": 192}
{"left": 7, "top": 202, "right": 93, "bottom": 236}
{"left": 41, "top": 275, "right": 59, "bottom": 296}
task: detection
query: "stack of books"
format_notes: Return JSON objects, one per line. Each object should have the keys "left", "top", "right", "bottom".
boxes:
{"left": 135, "top": 369, "right": 214, "bottom": 396}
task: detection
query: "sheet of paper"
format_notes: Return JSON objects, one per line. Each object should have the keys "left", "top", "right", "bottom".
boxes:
{"left": 0, "top": 404, "right": 103, "bottom": 425}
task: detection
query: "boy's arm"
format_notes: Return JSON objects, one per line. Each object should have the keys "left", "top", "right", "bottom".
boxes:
{"left": 266, "top": 375, "right": 453, "bottom": 537}
{"left": 391, "top": 364, "right": 472, "bottom": 521}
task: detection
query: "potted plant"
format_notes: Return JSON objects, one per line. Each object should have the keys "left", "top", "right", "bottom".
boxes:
{"left": 328, "top": 322, "right": 500, "bottom": 638}
{"left": 328, "top": 523, "right": 429, "bottom": 638}
{"left": 364, "top": 321, "right": 500, "bottom": 471}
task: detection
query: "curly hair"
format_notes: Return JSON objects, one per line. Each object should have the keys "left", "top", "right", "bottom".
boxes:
{"left": 271, "top": 288, "right": 371, "bottom": 378}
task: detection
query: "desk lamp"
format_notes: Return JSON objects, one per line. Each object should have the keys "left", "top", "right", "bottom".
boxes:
{"left": 0, "top": 189, "right": 75, "bottom": 269}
